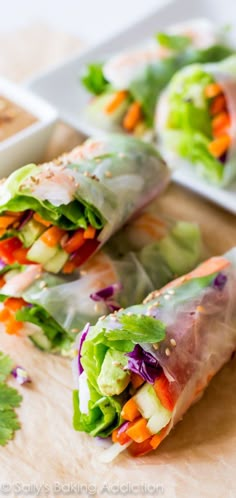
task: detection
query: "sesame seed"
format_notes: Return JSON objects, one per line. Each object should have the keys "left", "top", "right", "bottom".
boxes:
{"left": 126, "top": 312, "right": 132, "bottom": 316}
{"left": 94, "top": 303, "right": 100, "bottom": 313}
{"left": 165, "top": 347, "right": 171, "bottom": 357}
{"left": 167, "top": 289, "right": 175, "bottom": 295}
{"left": 153, "top": 343, "right": 159, "bottom": 350}
{"left": 170, "top": 338, "right": 176, "bottom": 347}
{"left": 80, "top": 270, "right": 87, "bottom": 276}
{"left": 71, "top": 328, "right": 79, "bottom": 333}
{"left": 105, "top": 171, "right": 112, "bottom": 178}
{"left": 39, "top": 281, "right": 46, "bottom": 289}
{"left": 163, "top": 294, "right": 171, "bottom": 300}
{"left": 98, "top": 315, "right": 106, "bottom": 321}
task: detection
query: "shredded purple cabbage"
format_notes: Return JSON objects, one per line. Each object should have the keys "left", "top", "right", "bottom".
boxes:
{"left": 78, "top": 323, "right": 90, "bottom": 375}
{"left": 90, "top": 282, "right": 122, "bottom": 313}
{"left": 12, "top": 366, "right": 31, "bottom": 385}
{"left": 90, "top": 283, "right": 122, "bottom": 302}
{"left": 17, "top": 210, "right": 33, "bottom": 230}
{"left": 126, "top": 344, "right": 161, "bottom": 384}
{"left": 0, "top": 259, "right": 6, "bottom": 271}
{"left": 213, "top": 272, "right": 227, "bottom": 290}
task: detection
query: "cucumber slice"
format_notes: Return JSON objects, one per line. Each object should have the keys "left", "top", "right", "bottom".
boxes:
{"left": 30, "top": 330, "right": 52, "bottom": 351}
{"left": 147, "top": 410, "right": 171, "bottom": 435}
{"left": 20, "top": 219, "right": 45, "bottom": 248}
{"left": 27, "top": 239, "right": 58, "bottom": 265}
{"left": 134, "top": 383, "right": 171, "bottom": 434}
{"left": 44, "top": 249, "right": 68, "bottom": 273}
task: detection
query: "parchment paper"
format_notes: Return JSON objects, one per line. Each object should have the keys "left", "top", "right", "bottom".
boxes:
{"left": 0, "top": 25, "right": 236, "bottom": 498}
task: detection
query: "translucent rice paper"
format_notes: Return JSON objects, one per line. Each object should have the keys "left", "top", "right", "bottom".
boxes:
{"left": 156, "top": 56, "right": 236, "bottom": 187}
{"left": 0, "top": 135, "right": 169, "bottom": 249}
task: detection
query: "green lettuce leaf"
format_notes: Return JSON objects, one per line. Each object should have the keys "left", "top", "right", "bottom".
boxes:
{"left": 156, "top": 32, "right": 191, "bottom": 51}
{"left": 81, "top": 63, "right": 109, "bottom": 95}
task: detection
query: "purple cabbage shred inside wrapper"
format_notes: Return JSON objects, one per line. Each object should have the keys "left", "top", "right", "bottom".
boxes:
{"left": 125, "top": 344, "right": 161, "bottom": 384}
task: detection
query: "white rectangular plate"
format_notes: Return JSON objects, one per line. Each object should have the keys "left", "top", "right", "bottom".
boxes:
{"left": 27, "top": 0, "right": 236, "bottom": 214}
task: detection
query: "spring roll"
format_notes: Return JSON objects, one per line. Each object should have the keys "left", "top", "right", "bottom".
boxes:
{"left": 0, "top": 212, "right": 201, "bottom": 353}
{"left": 0, "top": 135, "right": 169, "bottom": 275}
{"left": 72, "top": 248, "right": 236, "bottom": 460}
{"left": 82, "top": 19, "right": 233, "bottom": 139}
{"left": 156, "top": 55, "right": 236, "bottom": 186}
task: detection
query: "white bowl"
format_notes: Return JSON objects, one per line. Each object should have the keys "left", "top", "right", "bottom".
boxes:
{"left": 0, "top": 76, "right": 58, "bottom": 178}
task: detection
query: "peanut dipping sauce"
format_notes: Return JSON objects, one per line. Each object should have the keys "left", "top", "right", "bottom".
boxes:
{"left": 0, "top": 95, "right": 38, "bottom": 142}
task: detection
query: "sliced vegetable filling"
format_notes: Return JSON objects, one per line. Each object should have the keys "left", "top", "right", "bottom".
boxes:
{"left": 82, "top": 21, "right": 234, "bottom": 138}
{"left": 73, "top": 250, "right": 236, "bottom": 458}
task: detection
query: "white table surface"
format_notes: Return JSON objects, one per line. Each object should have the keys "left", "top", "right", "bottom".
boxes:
{"left": 1, "top": 0, "right": 165, "bottom": 44}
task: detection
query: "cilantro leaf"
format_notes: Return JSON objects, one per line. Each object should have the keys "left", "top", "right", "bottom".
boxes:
{"left": 0, "top": 352, "right": 13, "bottom": 382}
{"left": 109, "top": 314, "right": 166, "bottom": 344}
{"left": 81, "top": 63, "right": 109, "bottom": 95}
{"left": 0, "top": 352, "right": 22, "bottom": 446}
{"left": 0, "top": 383, "right": 22, "bottom": 410}
{"left": 156, "top": 32, "right": 191, "bottom": 51}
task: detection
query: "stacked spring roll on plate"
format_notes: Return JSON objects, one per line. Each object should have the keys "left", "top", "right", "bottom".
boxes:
{"left": 0, "top": 208, "right": 202, "bottom": 353}
{"left": 0, "top": 134, "right": 169, "bottom": 275}
{"left": 82, "top": 19, "right": 234, "bottom": 139}
{"left": 73, "top": 248, "right": 236, "bottom": 460}
{"left": 156, "top": 55, "right": 236, "bottom": 186}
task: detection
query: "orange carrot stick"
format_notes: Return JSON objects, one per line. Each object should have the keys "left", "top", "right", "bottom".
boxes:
{"left": 121, "top": 398, "right": 140, "bottom": 422}
{"left": 105, "top": 90, "right": 128, "bottom": 114}
{"left": 83, "top": 225, "right": 96, "bottom": 239}
{"left": 5, "top": 316, "right": 23, "bottom": 336}
{"left": 126, "top": 417, "right": 152, "bottom": 443}
{"left": 123, "top": 102, "right": 142, "bottom": 132}
{"left": 210, "top": 95, "right": 227, "bottom": 116}
{"left": 212, "top": 112, "right": 231, "bottom": 135}
{"left": 5, "top": 298, "right": 27, "bottom": 312}
{"left": 204, "top": 83, "right": 222, "bottom": 98}
{"left": 62, "top": 261, "right": 76, "bottom": 274}
{"left": 33, "top": 213, "right": 51, "bottom": 227}
{"left": 40, "top": 226, "right": 66, "bottom": 247}
{"left": 0, "top": 216, "right": 19, "bottom": 228}
{"left": 208, "top": 134, "right": 231, "bottom": 158}
{"left": 130, "top": 372, "right": 145, "bottom": 389}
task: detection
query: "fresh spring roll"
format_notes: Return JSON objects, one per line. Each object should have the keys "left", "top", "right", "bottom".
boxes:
{"left": 82, "top": 19, "right": 233, "bottom": 139}
{"left": 156, "top": 55, "right": 236, "bottom": 186}
{"left": 0, "top": 212, "right": 202, "bottom": 353}
{"left": 73, "top": 248, "right": 236, "bottom": 460}
{"left": 0, "top": 135, "right": 169, "bottom": 275}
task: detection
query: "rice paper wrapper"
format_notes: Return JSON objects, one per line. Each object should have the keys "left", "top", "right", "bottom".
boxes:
{"left": 156, "top": 56, "right": 236, "bottom": 187}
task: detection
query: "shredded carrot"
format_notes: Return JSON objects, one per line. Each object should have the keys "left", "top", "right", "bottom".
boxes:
{"left": 105, "top": 90, "right": 128, "bottom": 114}
{"left": 63, "top": 229, "right": 85, "bottom": 254}
{"left": 0, "top": 216, "right": 18, "bottom": 228}
{"left": 210, "top": 95, "right": 226, "bottom": 116}
{"left": 154, "top": 374, "right": 175, "bottom": 411}
{"left": 83, "top": 225, "right": 96, "bottom": 240}
{"left": 5, "top": 316, "right": 23, "bottom": 336}
{"left": 33, "top": 213, "right": 51, "bottom": 227}
{"left": 212, "top": 112, "right": 231, "bottom": 135}
{"left": 204, "top": 83, "right": 222, "bottom": 98}
{"left": 121, "top": 398, "right": 140, "bottom": 422}
{"left": 208, "top": 134, "right": 231, "bottom": 158}
{"left": 123, "top": 102, "right": 142, "bottom": 132}
{"left": 126, "top": 417, "right": 152, "bottom": 443}
{"left": 150, "top": 424, "right": 170, "bottom": 449}
{"left": 5, "top": 298, "right": 27, "bottom": 312}
{"left": 41, "top": 226, "right": 66, "bottom": 247}
{"left": 0, "top": 308, "right": 11, "bottom": 321}
{"left": 130, "top": 372, "right": 145, "bottom": 389}
{"left": 62, "top": 261, "right": 76, "bottom": 274}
